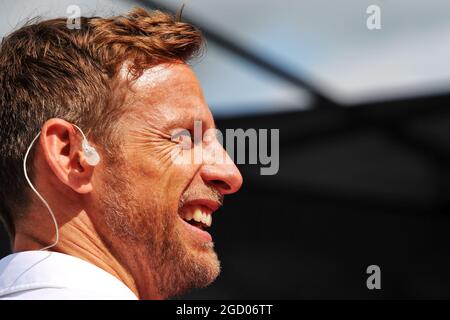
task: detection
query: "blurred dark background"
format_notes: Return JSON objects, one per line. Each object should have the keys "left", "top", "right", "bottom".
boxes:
{"left": 1, "top": 0, "right": 450, "bottom": 299}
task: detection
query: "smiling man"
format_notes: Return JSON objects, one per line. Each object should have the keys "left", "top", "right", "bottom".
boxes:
{"left": 0, "top": 8, "right": 242, "bottom": 299}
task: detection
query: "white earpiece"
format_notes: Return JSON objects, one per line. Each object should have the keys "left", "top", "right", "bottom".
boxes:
{"left": 73, "top": 124, "right": 100, "bottom": 166}
{"left": 81, "top": 139, "right": 100, "bottom": 166}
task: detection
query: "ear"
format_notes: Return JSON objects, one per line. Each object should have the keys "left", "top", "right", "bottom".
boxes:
{"left": 40, "top": 118, "right": 96, "bottom": 194}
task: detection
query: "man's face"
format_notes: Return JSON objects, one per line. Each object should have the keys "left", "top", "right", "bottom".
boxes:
{"left": 95, "top": 63, "right": 242, "bottom": 298}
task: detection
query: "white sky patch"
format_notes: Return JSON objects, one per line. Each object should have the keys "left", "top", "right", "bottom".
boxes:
{"left": 314, "top": 21, "right": 450, "bottom": 105}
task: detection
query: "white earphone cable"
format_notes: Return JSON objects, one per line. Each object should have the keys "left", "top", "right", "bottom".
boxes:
{"left": 72, "top": 124, "right": 87, "bottom": 141}
{"left": 23, "top": 131, "right": 59, "bottom": 251}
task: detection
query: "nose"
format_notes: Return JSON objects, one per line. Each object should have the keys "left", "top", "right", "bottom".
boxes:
{"left": 200, "top": 147, "right": 243, "bottom": 195}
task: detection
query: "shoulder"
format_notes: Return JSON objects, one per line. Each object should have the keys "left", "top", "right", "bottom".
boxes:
{"left": 0, "top": 251, "right": 137, "bottom": 300}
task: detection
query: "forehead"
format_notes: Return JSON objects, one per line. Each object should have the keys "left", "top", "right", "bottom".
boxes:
{"left": 121, "top": 63, "right": 211, "bottom": 129}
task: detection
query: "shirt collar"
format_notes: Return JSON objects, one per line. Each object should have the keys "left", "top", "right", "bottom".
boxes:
{"left": 0, "top": 250, "right": 138, "bottom": 299}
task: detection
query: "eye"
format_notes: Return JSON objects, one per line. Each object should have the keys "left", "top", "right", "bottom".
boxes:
{"left": 203, "top": 129, "right": 216, "bottom": 144}
{"left": 171, "top": 129, "right": 192, "bottom": 150}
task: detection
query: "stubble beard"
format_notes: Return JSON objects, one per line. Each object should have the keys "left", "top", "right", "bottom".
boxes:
{"left": 98, "top": 165, "right": 220, "bottom": 298}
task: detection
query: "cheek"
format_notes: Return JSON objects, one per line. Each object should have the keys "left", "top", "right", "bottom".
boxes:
{"left": 123, "top": 145, "right": 201, "bottom": 204}
{"left": 169, "top": 145, "right": 204, "bottom": 186}
{"left": 165, "top": 162, "right": 201, "bottom": 197}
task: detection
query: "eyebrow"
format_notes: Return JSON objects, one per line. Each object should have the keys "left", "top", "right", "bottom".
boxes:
{"left": 164, "top": 110, "right": 216, "bottom": 131}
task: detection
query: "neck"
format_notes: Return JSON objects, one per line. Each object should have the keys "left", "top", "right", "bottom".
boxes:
{"left": 13, "top": 209, "right": 142, "bottom": 299}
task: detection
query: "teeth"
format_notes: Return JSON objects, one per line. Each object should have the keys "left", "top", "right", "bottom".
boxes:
{"left": 182, "top": 206, "right": 213, "bottom": 227}
{"left": 185, "top": 210, "right": 193, "bottom": 221}
{"left": 205, "top": 214, "right": 212, "bottom": 227}
{"left": 193, "top": 208, "right": 203, "bottom": 222}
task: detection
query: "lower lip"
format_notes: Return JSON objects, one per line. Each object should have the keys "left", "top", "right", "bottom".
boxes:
{"left": 179, "top": 217, "right": 212, "bottom": 242}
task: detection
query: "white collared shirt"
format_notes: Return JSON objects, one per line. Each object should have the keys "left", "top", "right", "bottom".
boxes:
{"left": 0, "top": 250, "right": 138, "bottom": 300}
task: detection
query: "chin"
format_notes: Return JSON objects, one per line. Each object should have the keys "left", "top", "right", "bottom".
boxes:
{"left": 170, "top": 241, "right": 221, "bottom": 297}
{"left": 198, "top": 248, "right": 221, "bottom": 285}
{"left": 188, "top": 237, "right": 222, "bottom": 284}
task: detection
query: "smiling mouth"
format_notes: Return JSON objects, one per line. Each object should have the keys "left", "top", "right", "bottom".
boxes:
{"left": 179, "top": 205, "right": 212, "bottom": 230}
